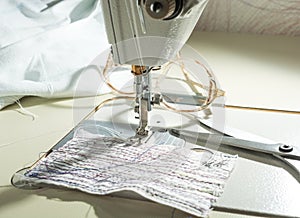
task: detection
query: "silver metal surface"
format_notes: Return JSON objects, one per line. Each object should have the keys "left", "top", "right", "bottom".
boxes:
{"left": 134, "top": 69, "right": 152, "bottom": 136}
{"left": 136, "top": 98, "right": 149, "bottom": 136}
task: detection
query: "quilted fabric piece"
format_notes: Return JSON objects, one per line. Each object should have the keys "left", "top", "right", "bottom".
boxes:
{"left": 23, "top": 133, "right": 237, "bottom": 217}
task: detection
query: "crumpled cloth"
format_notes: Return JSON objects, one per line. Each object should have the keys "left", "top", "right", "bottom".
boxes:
{"left": 0, "top": 0, "right": 110, "bottom": 109}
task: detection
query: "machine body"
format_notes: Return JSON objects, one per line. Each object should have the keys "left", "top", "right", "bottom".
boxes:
{"left": 100, "top": 0, "right": 209, "bottom": 136}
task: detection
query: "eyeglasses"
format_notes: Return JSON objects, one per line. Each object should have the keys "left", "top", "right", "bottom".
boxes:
{"left": 102, "top": 52, "right": 225, "bottom": 113}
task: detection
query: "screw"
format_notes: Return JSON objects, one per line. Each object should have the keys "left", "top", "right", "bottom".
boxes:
{"left": 279, "top": 144, "right": 293, "bottom": 153}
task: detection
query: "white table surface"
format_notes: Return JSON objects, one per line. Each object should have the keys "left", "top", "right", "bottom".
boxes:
{"left": 1, "top": 31, "right": 300, "bottom": 218}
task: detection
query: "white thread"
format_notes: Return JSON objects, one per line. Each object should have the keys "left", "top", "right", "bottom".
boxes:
{"left": 9, "top": 97, "right": 38, "bottom": 120}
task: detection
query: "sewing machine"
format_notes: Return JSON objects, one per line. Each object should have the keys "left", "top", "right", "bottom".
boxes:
{"left": 100, "top": 0, "right": 209, "bottom": 136}
{"left": 8, "top": 1, "right": 300, "bottom": 217}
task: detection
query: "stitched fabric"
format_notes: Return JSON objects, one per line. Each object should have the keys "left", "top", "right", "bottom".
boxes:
{"left": 22, "top": 131, "right": 237, "bottom": 217}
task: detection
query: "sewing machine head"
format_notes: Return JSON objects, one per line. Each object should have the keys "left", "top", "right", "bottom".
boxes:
{"left": 100, "top": 0, "right": 209, "bottom": 136}
{"left": 101, "top": 0, "right": 208, "bottom": 66}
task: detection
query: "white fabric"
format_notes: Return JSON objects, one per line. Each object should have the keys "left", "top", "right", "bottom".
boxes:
{"left": 0, "top": 0, "right": 110, "bottom": 109}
